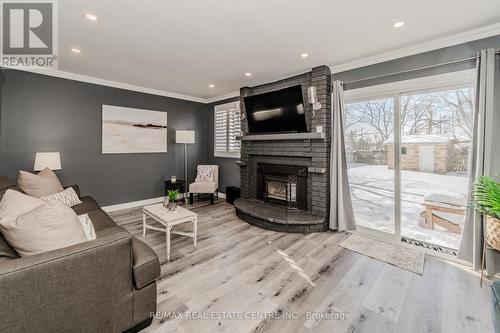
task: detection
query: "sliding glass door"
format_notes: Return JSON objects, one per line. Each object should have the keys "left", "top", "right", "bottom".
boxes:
{"left": 343, "top": 73, "right": 474, "bottom": 255}
{"left": 399, "top": 88, "right": 472, "bottom": 252}
{"left": 344, "top": 96, "right": 397, "bottom": 239}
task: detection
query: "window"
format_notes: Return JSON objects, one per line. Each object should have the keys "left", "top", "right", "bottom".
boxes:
{"left": 214, "top": 101, "right": 241, "bottom": 158}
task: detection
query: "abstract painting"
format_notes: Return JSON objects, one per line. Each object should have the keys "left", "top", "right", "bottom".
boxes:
{"left": 102, "top": 105, "right": 168, "bottom": 154}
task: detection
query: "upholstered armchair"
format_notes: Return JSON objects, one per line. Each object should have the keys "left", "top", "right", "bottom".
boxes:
{"left": 189, "top": 165, "right": 219, "bottom": 205}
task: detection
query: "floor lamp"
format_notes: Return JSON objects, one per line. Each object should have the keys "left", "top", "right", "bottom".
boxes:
{"left": 175, "top": 130, "right": 196, "bottom": 194}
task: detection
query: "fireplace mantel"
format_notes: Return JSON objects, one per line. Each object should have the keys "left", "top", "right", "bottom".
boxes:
{"left": 238, "top": 132, "right": 325, "bottom": 141}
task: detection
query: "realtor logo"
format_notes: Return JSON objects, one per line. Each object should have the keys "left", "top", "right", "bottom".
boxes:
{"left": 1, "top": 0, "right": 58, "bottom": 68}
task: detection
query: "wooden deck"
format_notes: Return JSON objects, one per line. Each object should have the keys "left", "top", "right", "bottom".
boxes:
{"left": 110, "top": 199, "right": 493, "bottom": 333}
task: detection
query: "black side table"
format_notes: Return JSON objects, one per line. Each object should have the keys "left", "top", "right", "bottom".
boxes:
{"left": 164, "top": 179, "right": 186, "bottom": 203}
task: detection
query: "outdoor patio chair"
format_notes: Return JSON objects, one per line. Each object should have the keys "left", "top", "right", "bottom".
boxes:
{"left": 419, "top": 191, "right": 466, "bottom": 234}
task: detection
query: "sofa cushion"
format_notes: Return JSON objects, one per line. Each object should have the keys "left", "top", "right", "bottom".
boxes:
{"left": 0, "top": 176, "right": 15, "bottom": 190}
{"left": 17, "top": 168, "right": 64, "bottom": 197}
{"left": 189, "top": 181, "right": 217, "bottom": 193}
{"left": 0, "top": 231, "right": 19, "bottom": 261}
{"left": 87, "top": 208, "right": 117, "bottom": 232}
{"left": 131, "top": 236, "right": 160, "bottom": 289}
{"left": 72, "top": 196, "right": 100, "bottom": 215}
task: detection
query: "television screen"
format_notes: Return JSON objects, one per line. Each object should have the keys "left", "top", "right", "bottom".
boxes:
{"left": 243, "top": 85, "right": 307, "bottom": 134}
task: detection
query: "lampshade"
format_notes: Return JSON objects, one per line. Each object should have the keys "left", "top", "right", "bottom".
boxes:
{"left": 34, "top": 152, "right": 61, "bottom": 171}
{"left": 176, "top": 130, "right": 195, "bottom": 144}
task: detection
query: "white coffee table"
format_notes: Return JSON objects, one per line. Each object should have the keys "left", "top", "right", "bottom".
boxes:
{"left": 142, "top": 203, "right": 198, "bottom": 261}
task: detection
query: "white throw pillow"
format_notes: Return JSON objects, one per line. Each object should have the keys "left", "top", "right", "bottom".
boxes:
{"left": 0, "top": 201, "right": 87, "bottom": 257}
{"left": 77, "top": 214, "right": 96, "bottom": 241}
{"left": 41, "top": 187, "right": 82, "bottom": 207}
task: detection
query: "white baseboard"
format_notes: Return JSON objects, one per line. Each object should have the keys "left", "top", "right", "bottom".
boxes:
{"left": 102, "top": 192, "right": 226, "bottom": 212}
{"left": 102, "top": 196, "right": 165, "bottom": 212}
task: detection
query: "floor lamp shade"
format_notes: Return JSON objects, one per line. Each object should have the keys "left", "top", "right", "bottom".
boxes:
{"left": 34, "top": 152, "right": 61, "bottom": 171}
{"left": 176, "top": 130, "right": 195, "bottom": 190}
{"left": 176, "top": 130, "right": 195, "bottom": 144}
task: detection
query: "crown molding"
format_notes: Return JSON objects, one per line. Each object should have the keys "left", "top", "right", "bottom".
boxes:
{"left": 331, "top": 22, "right": 500, "bottom": 73}
{"left": 205, "top": 91, "right": 241, "bottom": 104}
{"left": 1, "top": 66, "right": 208, "bottom": 103}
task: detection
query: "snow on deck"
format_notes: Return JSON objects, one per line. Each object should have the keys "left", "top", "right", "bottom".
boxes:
{"left": 347, "top": 163, "right": 469, "bottom": 250}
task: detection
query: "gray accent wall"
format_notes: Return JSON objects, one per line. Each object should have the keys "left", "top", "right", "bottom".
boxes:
{"left": 206, "top": 97, "right": 241, "bottom": 193}
{"left": 0, "top": 69, "right": 208, "bottom": 206}
{"left": 335, "top": 35, "right": 500, "bottom": 90}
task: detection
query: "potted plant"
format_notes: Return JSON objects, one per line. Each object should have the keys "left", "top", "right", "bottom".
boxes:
{"left": 166, "top": 189, "right": 179, "bottom": 212}
{"left": 473, "top": 175, "right": 500, "bottom": 250}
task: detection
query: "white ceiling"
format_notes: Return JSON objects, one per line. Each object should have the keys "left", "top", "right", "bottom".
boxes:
{"left": 58, "top": 0, "right": 500, "bottom": 100}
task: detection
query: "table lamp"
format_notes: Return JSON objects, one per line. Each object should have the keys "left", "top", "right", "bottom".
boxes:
{"left": 34, "top": 152, "right": 62, "bottom": 171}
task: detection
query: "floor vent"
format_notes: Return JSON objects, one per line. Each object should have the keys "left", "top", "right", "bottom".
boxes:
{"left": 401, "top": 237, "right": 458, "bottom": 257}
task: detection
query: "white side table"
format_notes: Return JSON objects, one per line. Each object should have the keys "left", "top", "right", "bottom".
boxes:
{"left": 142, "top": 203, "right": 198, "bottom": 261}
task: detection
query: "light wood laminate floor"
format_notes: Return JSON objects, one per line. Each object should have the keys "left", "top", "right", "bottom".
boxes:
{"left": 110, "top": 200, "right": 493, "bottom": 333}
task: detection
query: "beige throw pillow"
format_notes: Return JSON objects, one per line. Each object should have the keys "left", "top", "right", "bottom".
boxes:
{"left": 1, "top": 201, "right": 87, "bottom": 257}
{"left": 0, "top": 189, "right": 45, "bottom": 225}
{"left": 41, "top": 187, "right": 82, "bottom": 207}
{"left": 0, "top": 189, "right": 88, "bottom": 257}
{"left": 17, "top": 168, "right": 64, "bottom": 198}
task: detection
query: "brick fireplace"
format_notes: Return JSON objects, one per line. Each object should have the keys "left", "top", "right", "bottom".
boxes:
{"left": 234, "top": 66, "right": 332, "bottom": 233}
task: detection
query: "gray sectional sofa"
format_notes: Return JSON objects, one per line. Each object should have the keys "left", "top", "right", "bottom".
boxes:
{"left": 0, "top": 176, "right": 160, "bottom": 333}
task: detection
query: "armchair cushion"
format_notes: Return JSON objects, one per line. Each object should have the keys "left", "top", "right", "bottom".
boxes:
{"left": 131, "top": 236, "right": 160, "bottom": 289}
{"left": 189, "top": 181, "right": 217, "bottom": 194}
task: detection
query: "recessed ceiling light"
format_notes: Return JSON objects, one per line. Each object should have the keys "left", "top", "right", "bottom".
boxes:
{"left": 393, "top": 21, "right": 405, "bottom": 28}
{"left": 301, "top": 53, "right": 309, "bottom": 58}
{"left": 209, "top": 84, "right": 215, "bottom": 88}
{"left": 245, "top": 72, "right": 252, "bottom": 77}
{"left": 85, "top": 13, "right": 98, "bottom": 21}
{"left": 71, "top": 48, "right": 81, "bottom": 54}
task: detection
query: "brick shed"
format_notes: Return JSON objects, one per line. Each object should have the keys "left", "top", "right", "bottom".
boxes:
{"left": 384, "top": 135, "right": 455, "bottom": 174}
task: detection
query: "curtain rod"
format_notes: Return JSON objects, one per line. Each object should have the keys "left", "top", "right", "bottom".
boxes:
{"left": 341, "top": 49, "right": 500, "bottom": 86}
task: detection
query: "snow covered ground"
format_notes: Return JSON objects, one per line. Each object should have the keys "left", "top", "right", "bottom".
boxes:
{"left": 347, "top": 163, "right": 469, "bottom": 250}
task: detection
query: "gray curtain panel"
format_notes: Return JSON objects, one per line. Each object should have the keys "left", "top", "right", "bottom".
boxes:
{"left": 458, "top": 48, "right": 496, "bottom": 269}
{"left": 329, "top": 81, "right": 356, "bottom": 231}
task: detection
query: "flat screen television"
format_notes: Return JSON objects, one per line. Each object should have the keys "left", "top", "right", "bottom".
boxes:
{"left": 243, "top": 85, "right": 307, "bottom": 134}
